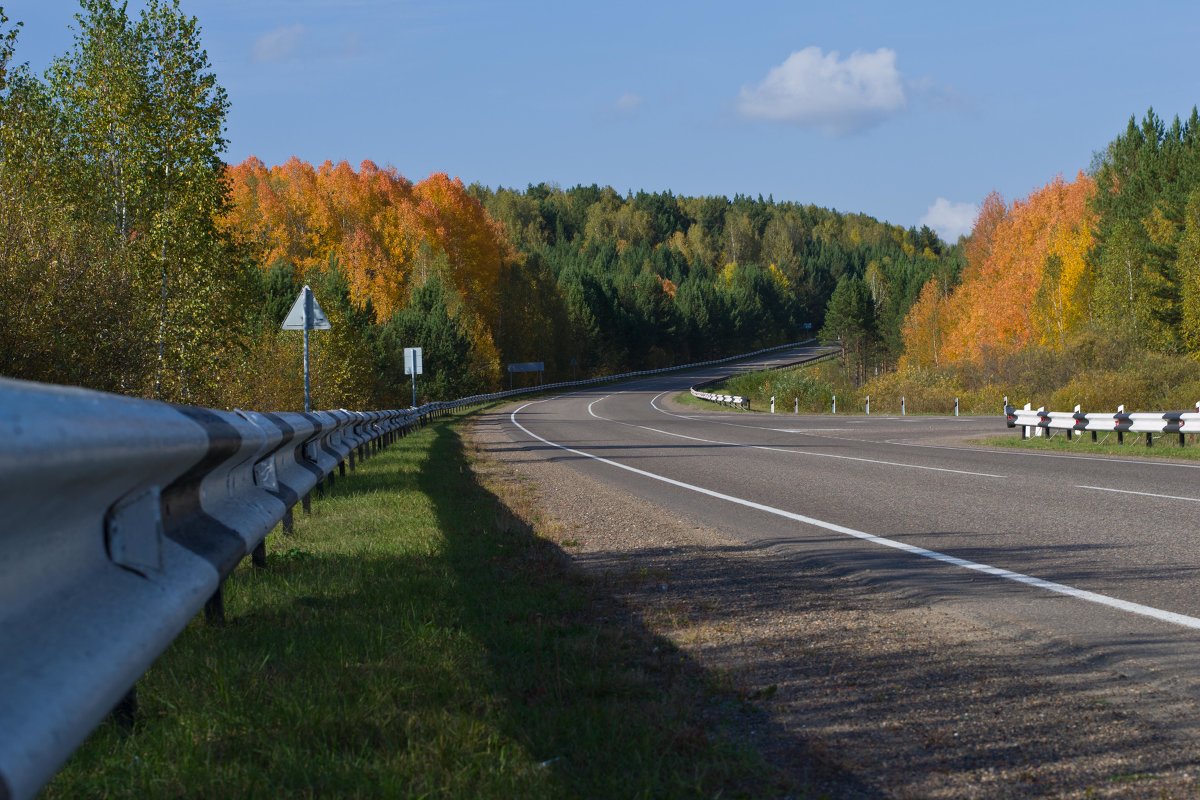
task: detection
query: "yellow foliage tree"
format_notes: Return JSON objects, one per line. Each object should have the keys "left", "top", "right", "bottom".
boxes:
{"left": 911, "top": 174, "right": 1096, "bottom": 366}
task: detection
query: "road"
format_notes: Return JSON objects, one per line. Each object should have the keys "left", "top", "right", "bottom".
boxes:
{"left": 498, "top": 344, "right": 1200, "bottom": 692}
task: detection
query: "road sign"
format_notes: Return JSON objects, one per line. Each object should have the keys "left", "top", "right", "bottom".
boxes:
{"left": 281, "top": 285, "right": 331, "bottom": 413}
{"left": 506, "top": 361, "right": 544, "bottom": 390}
{"left": 404, "top": 347, "right": 423, "bottom": 376}
{"left": 404, "top": 347, "right": 423, "bottom": 408}
{"left": 506, "top": 362, "right": 544, "bottom": 373}
{"left": 281, "top": 285, "right": 331, "bottom": 330}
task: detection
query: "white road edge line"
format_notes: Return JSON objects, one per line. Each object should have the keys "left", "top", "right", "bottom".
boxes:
{"left": 511, "top": 401, "right": 1200, "bottom": 632}
{"left": 1078, "top": 485, "right": 1200, "bottom": 503}
{"left": 651, "top": 386, "right": 1200, "bottom": 472}
{"left": 632, "top": 393, "right": 1005, "bottom": 478}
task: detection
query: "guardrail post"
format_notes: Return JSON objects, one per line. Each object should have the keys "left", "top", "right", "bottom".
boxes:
{"left": 283, "top": 506, "right": 294, "bottom": 534}
{"left": 339, "top": 460, "right": 346, "bottom": 477}
{"left": 205, "top": 586, "right": 225, "bottom": 625}
{"left": 252, "top": 540, "right": 267, "bottom": 568}
{"left": 1091, "top": 430, "right": 1097, "bottom": 442}
{"left": 111, "top": 687, "right": 138, "bottom": 731}
{"left": 1146, "top": 432, "right": 1153, "bottom": 447}
{"left": 302, "top": 492, "right": 312, "bottom": 514}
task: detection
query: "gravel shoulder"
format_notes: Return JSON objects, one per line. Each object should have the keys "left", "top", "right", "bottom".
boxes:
{"left": 468, "top": 399, "right": 1200, "bottom": 798}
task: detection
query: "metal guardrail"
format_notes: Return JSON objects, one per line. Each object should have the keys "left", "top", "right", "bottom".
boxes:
{"left": 1005, "top": 402, "right": 1200, "bottom": 445}
{"left": 688, "top": 346, "right": 839, "bottom": 411}
{"left": 690, "top": 388, "right": 750, "bottom": 409}
{"left": 0, "top": 338, "right": 816, "bottom": 800}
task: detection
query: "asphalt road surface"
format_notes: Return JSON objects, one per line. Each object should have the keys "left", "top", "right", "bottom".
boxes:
{"left": 499, "top": 344, "right": 1200, "bottom": 694}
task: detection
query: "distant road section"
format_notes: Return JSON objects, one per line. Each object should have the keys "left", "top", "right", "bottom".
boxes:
{"left": 500, "top": 344, "right": 1200, "bottom": 687}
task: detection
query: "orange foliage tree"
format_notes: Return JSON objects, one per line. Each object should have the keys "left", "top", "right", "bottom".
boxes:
{"left": 903, "top": 174, "right": 1095, "bottom": 367}
{"left": 220, "top": 158, "right": 516, "bottom": 386}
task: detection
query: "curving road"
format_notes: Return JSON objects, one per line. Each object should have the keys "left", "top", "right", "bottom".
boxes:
{"left": 498, "top": 344, "right": 1200, "bottom": 689}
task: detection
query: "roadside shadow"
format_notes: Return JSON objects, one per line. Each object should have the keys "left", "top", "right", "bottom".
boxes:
{"left": 419, "top": 420, "right": 883, "bottom": 799}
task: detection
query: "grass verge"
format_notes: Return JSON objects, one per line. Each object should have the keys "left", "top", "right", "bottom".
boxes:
{"left": 46, "top": 412, "right": 774, "bottom": 799}
{"left": 979, "top": 432, "right": 1200, "bottom": 461}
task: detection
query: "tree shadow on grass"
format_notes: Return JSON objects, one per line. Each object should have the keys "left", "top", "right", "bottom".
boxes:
{"left": 417, "top": 420, "right": 881, "bottom": 799}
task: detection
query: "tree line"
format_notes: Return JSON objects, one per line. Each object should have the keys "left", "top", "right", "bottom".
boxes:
{"left": 0, "top": 1, "right": 957, "bottom": 410}
{"left": 900, "top": 109, "right": 1200, "bottom": 371}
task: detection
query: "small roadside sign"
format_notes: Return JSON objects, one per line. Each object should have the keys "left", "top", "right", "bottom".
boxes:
{"left": 281, "top": 285, "right": 331, "bottom": 413}
{"left": 506, "top": 362, "right": 544, "bottom": 373}
{"left": 282, "top": 285, "right": 331, "bottom": 331}
{"left": 404, "top": 347, "right": 423, "bottom": 375}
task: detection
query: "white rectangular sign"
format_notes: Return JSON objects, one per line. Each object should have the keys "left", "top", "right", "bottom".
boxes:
{"left": 404, "top": 347, "right": 423, "bottom": 376}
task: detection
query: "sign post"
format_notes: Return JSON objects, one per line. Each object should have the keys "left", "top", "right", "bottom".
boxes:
{"left": 281, "top": 285, "right": 332, "bottom": 412}
{"left": 404, "top": 347, "right": 423, "bottom": 407}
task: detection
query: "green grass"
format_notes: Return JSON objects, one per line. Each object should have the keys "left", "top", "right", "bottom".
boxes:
{"left": 45, "top": 413, "right": 776, "bottom": 799}
{"left": 979, "top": 431, "right": 1200, "bottom": 461}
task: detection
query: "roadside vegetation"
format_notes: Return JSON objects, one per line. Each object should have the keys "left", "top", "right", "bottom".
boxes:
{"left": 0, "top": 2, "right": 955, "bottom": 410}
{"left": 702, "top": 341, "right": 1200, "bottom": 418}
{"left": 45, "top": 413, "right": 778, "bottom": 799}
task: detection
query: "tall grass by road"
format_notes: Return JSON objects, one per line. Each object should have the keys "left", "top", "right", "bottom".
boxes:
{"left": 46, "top": 413, "right": 774, "bottom": 798}
{"left": 703, "top": 347, "right": 1200, "bottom": 418}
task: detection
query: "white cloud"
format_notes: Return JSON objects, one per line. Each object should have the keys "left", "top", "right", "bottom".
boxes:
{"left": 920, "top": 198, "right": 978, "bottom": 242}
{"left": 253, "top": 24, "right": 306, "bottom": 63}
{"left": 737, "top": 47, "right": 906, "bottom": 135}
{"left": 613, "top": 92, "right": 643, "bottom": 114}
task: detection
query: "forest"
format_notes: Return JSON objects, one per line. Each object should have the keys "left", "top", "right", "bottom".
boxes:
{"left": 0, "top": 1, "right": 954, "bottom": 410}
{"left": 842, "top": 108, "right": 1200, "bottom": 414}
{"left": 5, "top": 1, "right": 1196, "bottom": 416}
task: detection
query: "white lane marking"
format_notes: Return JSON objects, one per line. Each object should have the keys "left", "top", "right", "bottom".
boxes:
{"left": 665, "top": 390, "right": 1200, "bottom": 472}
{"left": 511, "top": 403, "right": 1200, "bottom": 631}
{"left": 1078, "top": 486, "right": 1200, "bottom": 503}
{"left": 643, "top": 393, "right": 1004, "bottom": 478}
{"left": 885, "top": 439, "right": 1200, "bottom": 470}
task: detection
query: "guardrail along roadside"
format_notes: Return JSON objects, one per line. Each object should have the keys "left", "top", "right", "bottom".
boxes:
{"left": 1005, "top": 402, "right": 1200, "bottom": 447}
{"left": 0, "top": 339, "right": 816, "bottom": 800}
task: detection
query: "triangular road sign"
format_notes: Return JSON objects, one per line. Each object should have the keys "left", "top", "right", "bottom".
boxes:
{"left": 281, "top": 285, "right": 332, "bottom": 330}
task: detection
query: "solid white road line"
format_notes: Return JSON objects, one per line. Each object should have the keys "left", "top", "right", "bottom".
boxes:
{"left": 1078, "top": 485, "right": 1200, "bottom": 503}
{"left": 654, "top": 390, "right": 1200, "bottom": 471}
{"left": 511, "top": 401, "right": 1200, "bottom": 632}
{"left": 597, "top": 392, "right": 1002, "bottom": 478}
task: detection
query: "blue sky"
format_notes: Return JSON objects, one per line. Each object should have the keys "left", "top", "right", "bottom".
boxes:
{"left": 6, "top": 1, "right": 1200, "bottom": 240}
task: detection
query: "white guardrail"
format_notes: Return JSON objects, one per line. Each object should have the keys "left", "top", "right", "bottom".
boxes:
{"left": 1005, "top": 402, "right": 1200, "bottom": 445}
{"left": 688, "top": 348, "right": 839, "bottom": 410}
{"left": 0, "top": 338, "right": 820, "bottom": 799}
{"left": 689, "top": 388, "right": 750, "bottom": 409}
